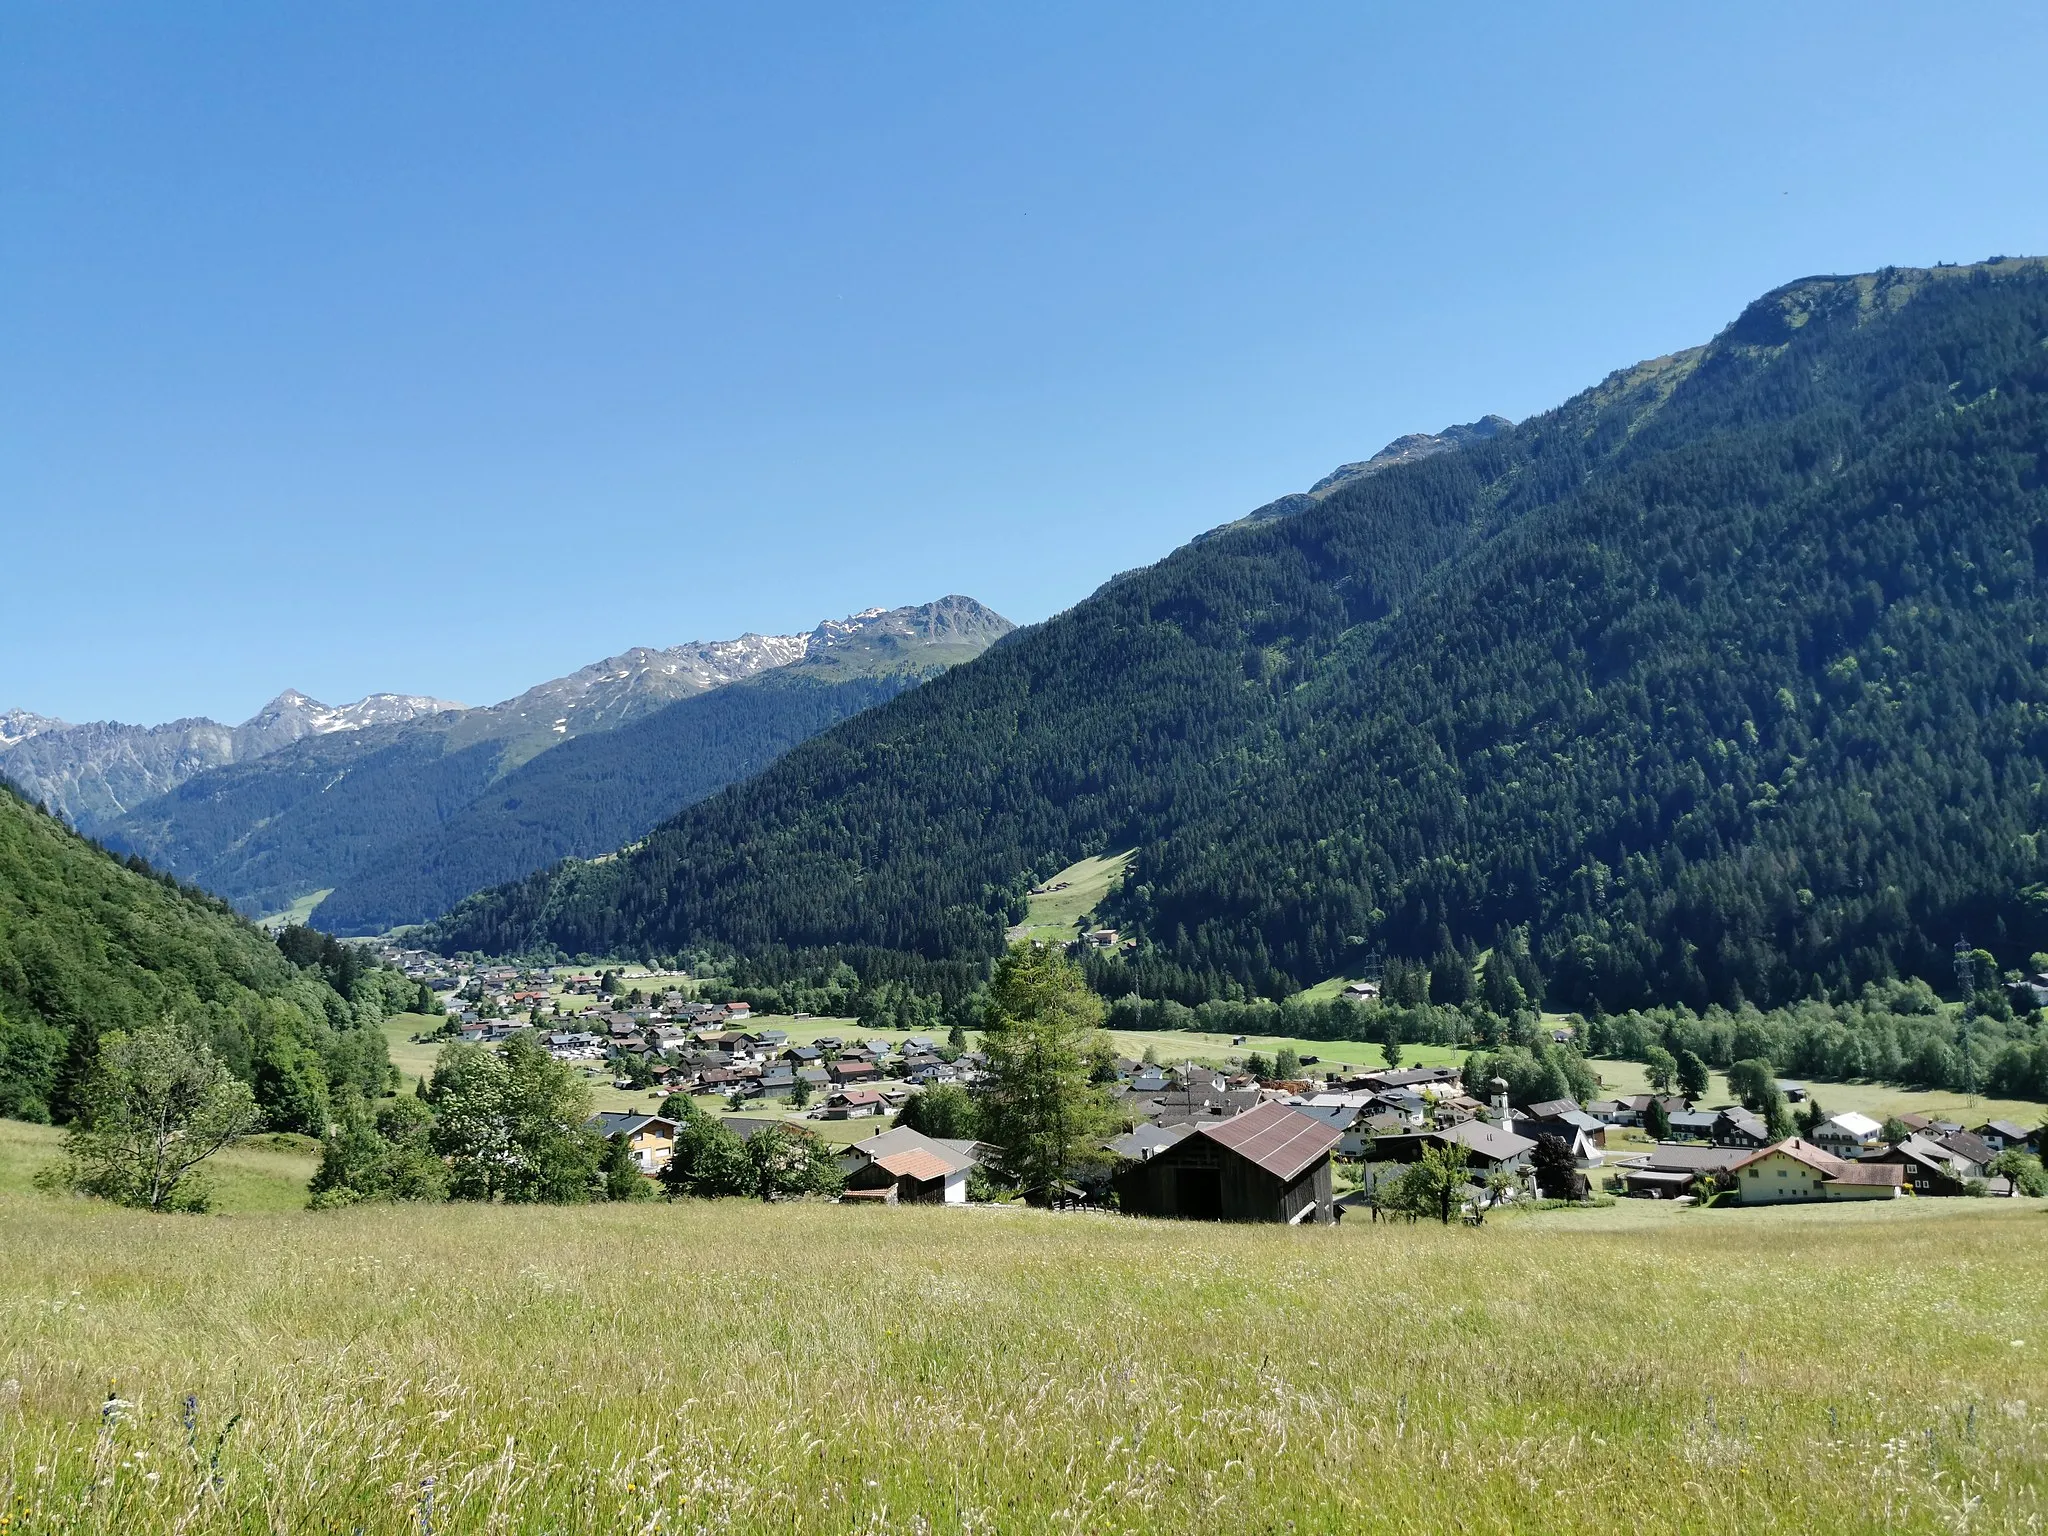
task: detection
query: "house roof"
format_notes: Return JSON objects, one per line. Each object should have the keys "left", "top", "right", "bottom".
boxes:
{"left": 1108, "top": 1122, "right": 1196, "bottom": 1159}
{"left": 1937, "top": 1131, "right": 1997, "bottom": 1167}
{"left": 1980, "top": 1120, "right": 2032, "bottom": 1140}
{"left": 1626, "top": 1143, "right": 1751, "bottom": 1173}
{"left": 587, "top": 1112, "right": 675, "bottom": 1139}
{"left": 1526, "top": 1098, "right": 1581, "bottom": 1120}
{"left": 873, "top": 1148, "right": 957, "bottom": 1182}
{"left": 830, "top": 1088, "right": 885, "bottom": 1105}
{"left": 1822, "top": 1112, "right": 1883, "bottom": 1139}
{"left": 1437, "top": 1119, "right": 1538, "bottom": 1163}
{"left": 1717, "top": 1107, "right": 1768, "bottom": 1138}
{"left": 848, "top": 1126, "right": 979, "bottom": 1174}
{"left": 1197, "top": 1101, "right": 1342, "bottom": 1181}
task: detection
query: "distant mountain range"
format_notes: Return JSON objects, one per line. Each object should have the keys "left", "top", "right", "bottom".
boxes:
{"left": 425, "top": 259, "right": 2048, "bottom": 1016}
{"left": 5, "top": 597, "right": 1010, "bottom": 932}
{"left": 0, "top": 690, "right": 461, "bottom": 828}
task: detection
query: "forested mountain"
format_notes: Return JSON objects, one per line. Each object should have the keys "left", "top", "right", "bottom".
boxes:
{"left": 0, "top": 689, "right": 460, "bottom": 829}
{"left": 310, "top": 599, "right": 1010, "bottom": 933}
{"left": 0, "top": 779, "right": 395, "bottom": 1129}
{"left": 99, "top": 598, "right": 1010, "bottom": 929}
{"left": 428, "top": 260, "right": 2048, "bottom": 1014}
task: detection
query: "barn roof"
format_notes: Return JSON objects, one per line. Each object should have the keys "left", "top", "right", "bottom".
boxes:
{"left": 1198, "top": 1101, "right": 1341, "bottom": 1181}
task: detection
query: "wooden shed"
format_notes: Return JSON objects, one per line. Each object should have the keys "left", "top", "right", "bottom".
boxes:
{"left": 1114, "top": 1101, "right": 1340, "bottom": 1224}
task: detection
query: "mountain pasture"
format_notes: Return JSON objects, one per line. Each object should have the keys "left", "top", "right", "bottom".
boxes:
{"left": 1, "top": 1194, "right": 2042, "bottom": 1534}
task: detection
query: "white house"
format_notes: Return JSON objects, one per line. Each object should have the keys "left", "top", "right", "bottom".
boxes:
{"left": 1810, "top": 1112, "right": 1884, "bottom": 1157}
{"left": 838, "top": 1126, "right": 980, "bottom": 1204}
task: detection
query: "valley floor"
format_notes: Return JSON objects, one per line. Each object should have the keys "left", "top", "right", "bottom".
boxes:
{"left": 1, "top": 1191, "right": 2043, "bottom": 1533}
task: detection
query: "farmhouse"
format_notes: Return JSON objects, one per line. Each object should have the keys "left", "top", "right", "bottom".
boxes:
{"left": 1809, "top": 1112, "right": 1885, "bottom": 1158}
{"left": 1730, "top": 1138, "right": 1904, "bottom": 1203}
{"left": 1369, "top": 1119, "right": 1538, "bottom": 1183}
{"left": 587, "top": 1112, "right": 679, "bottom": 1174}
{"left": 820, "top": 1088, "right": 887, "bottom": 1120}
{"left": 1114, "top": 1101, "right": 1340, "bottom": 1224}
{"left": 839, "top": 1127, "right": 981, "bottom": 1205}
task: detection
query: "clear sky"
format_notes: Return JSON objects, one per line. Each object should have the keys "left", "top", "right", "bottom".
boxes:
{"left": 7, "top": 4, "right": 2048, "bottom": 725}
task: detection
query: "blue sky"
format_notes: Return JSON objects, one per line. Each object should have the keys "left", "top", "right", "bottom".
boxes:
{"left": 6, "top": 4, "right": 2048, "bottom": 724}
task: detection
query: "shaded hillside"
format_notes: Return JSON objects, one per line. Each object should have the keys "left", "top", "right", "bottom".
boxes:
{"left": 104, "top": 598, "right": 1010, "bottom": 926}
{"left": 427, "top": 261, "right": 2048, "bottom": 1012}
{"left": 0, "top": 780, "right": 390, "bottom": 1127}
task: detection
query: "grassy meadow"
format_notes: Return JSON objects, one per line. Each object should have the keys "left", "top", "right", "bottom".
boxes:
{"left": 1010, "top": 851, "right": 1134, "bottom": 944}
{"left": 1, "top": 1193, "right": 2044, "bottom": 1533}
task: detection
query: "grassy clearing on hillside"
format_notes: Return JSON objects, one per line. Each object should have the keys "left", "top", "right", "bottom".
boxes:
{"left": 1012, "top": 850, "right": 1134, "bottom": 943}
{"left": 253, "top": 887, "right": 331, "bottom": 928}
{"left": 1, "top": 1195, "right": 2043, "bottom": 1533}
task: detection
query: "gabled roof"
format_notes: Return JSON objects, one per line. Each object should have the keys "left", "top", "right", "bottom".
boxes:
{"left": 1820, "top": 1111, "right": 1884, "bottom": 1139}
{"left": 1197, "top": 1101, "right": 1342, "bottom": 1181}
{"left": 1108, "top": 1122, "right": 1195, "bottom": 1159}
{"left": 1526, "top": 1098, "right": 1581, "bottom": 1120}
{"left": 873, "top": 1148, "right": 957, "bottom": 1181}
{"left": 848, "top": 1125, "right": 979, "bottom": 1174}
{"left": 1732, "top": 1137, "right": 1905, "bottom": 1188}
{"left": 587, "top": 1112, "right": 676, "bottom": 1139}
{"left": 1937, "top": 1130, "right": 1997, "bottom": 1167}
{"left": 1980, "top": 1120, "right": 2032, "bottom": 1140}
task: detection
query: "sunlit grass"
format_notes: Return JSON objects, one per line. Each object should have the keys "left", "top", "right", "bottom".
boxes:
{"left": 1, "top": 1192, "right": 2043, "bottom": 1532}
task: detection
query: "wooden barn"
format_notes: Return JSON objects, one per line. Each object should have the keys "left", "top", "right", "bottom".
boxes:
{"left": 1114, "top": 1100, "right": 1340, "bottom": 1224}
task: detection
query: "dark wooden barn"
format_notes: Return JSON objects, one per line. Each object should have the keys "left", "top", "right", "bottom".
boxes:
{"left": 1114, "top": 1101, "right": 1340, "bottom": 1224}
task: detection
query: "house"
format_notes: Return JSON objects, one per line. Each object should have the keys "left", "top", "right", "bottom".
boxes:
{"left": 1114, "top": 1101, "right": 1341, "bottom": 1224}
{"left": 1710, "top": 1108, "right": 1771, "bottom": 1148}
{"left": 1972, "top": 1120, "right": 2036, "bottom": 1155}
{"left": 1935, "top": 1130, "right": 1999, "bottom": 1177}
{"left": 820, "top": 1088, "right": 887, "bottom": 1120}
{"left": 1612, "top": 1143, "right": 1751, "bottom": 1199}
{"left": 1774, "top": 1080, "right": 1808, "bottom": 1103}
{"left": 586, "top": 1113, "right": 679, "bottom": 1174}
{"left": 1809, "top": 1112, "right": 1885, "bottom": 1157}
{"left": 1131, "top": 1086, "right": 1264, "bottom": 1128}
{"left": 1512, "top": 1115, "right": 1605, "bottom": 1168}
{"left": 1589, "top": 1094, "right": 1689, "bottom": 1128}
{"left": 1291, "top": 1104, "right": 1371, "bottom": 1158}
{"left": 1340, "top": 980, "right": 1380, "bottom": 1002}
{"left": 1356, "top": 1066, "right": 1463, "bottom": 1097}
{"left": 1729, "top": 1138, "right": 1904, "bottom": 1203}
{"left": 839, "top": 1126, "right": 980, "bottom": 1204}
{"left": 1366, "top": 1120, "right": 1538, "bottom": 1186}
{"left": 1665, "top": 1110, "right": 1721, "bottom": 1142}
{"left": 1863, "top": 1135, "right": 1980, "bottom": 1195}
{"left": 1525, "top": 1098, "right": 1581, "bottom": 1122}
{"left": 829, "top": 1060, "right": 882, "bottom": 1086}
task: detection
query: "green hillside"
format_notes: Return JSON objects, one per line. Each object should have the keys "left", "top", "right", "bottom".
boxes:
{"left": 428, "top": 260, "right": 2048, "bottom": 1015}
{"left": 0, "top": 780, "right": 390, "bottom": 1128}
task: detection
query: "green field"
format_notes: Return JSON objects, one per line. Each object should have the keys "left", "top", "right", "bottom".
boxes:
{"left": 253, "top": 887, "right": 332, "bottom": 929}
{"left": 1011, "top": 850, "right": 1134, "bottom": 943}
{"left": 0, "top": 1119, "right": 322, "bottom": 1213}
{"left": 1, "top": 1191, "right": 2043, "bottom": 1533}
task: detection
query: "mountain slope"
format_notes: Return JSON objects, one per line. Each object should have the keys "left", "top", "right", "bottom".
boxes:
{"left": 101, "top": 598, "right": 1011, "bottom": 927}
{"left": 312, "top": 597, "right": 1010, "bottom": 933}
{"left": 0, "top": 691, "right": 460, "bottom": 829}
{"left": 427, "top": 260, "right": 2048, "bottom": 1010}
{"left": 0, "top": 780, "right": 389, "bottom": 1127}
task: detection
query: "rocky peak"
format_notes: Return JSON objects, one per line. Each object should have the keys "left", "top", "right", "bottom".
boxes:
{"left": 0, "top": 709, "right": 69, "bottom": 749}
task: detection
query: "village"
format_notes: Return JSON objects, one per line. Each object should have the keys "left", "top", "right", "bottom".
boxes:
{"left": 377, "top": 945, "right": 2044, "bottom": 1224}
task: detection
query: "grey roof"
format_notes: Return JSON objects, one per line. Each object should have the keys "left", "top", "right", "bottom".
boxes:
{"left": 1526, "top": 1098, "right": 1581, "bottom": 1120}
{"left": 1108, "top": 1122, "right": 1196, "bottom": 1159}
{"left": 587, "top": 1112, "right": 674, "bottom": 1138}
{"left": 846, "top": 1125, "right": 980, "bottom": 1175}
{"left": 1618, "top": 1143, "right": 1751, "bottom": 1174}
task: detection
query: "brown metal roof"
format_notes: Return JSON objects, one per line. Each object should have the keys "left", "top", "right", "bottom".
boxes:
{"left": 872, "top": 1148, "right": 956, "bottom": 1182}
{"left": 1198, "top": 1101, "right": 1341, "bottom": 1181}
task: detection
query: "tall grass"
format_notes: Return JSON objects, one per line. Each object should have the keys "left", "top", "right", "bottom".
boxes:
{"left": 1, "top": 1195, "right": 2042, "bottom": 1533}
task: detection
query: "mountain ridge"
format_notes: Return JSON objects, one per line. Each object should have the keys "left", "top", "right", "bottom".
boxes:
{"left": 423, "top": 257, "right": 2048, "bottom": 1016}
{"left": 92, "top": 597, "right": 1012, "bottom": 928}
